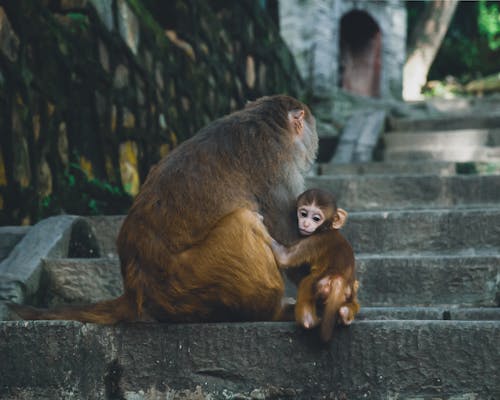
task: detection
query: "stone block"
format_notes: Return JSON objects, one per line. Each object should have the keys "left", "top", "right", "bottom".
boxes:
{"left": 359, "top": 306, "right": 500, "bottom": 321}
{"left": 0, "top": 7, "right": 20, "bottom": 62}
{"left": 307, "top": 174, "right": 500, "bottom": 211}
{"left": 117, "top": 0, "right": 139, "bottom": 55}
{"left": 0, "top": 320, "right": 498, "bottom": 399}
{"left": 42, "top": 258, "right": 122, "bottom": 306}
{"left": 85, "top": 216, "right": 124, "bottom": 259}
{"left": 388, "top": 113, "right": 500, "bottom": 132}
{"left": 341, "top": 208, "right": 500, "bottom": 254}
{"left": 356, "top": 255, "right": 500, "bottom": 307}
{"left": 330, "top": 109, "right": 386, "bottom": 163}
{"left": 89, "top": 0, "right": 113, "bottom": 30}
{"left": 318, "top": 160, "right": 457, "bottom": 176}
{"left": 0, "top": 216, "right": 96, "bottom": 303}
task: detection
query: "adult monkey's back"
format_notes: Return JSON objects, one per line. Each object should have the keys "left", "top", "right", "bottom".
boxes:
{"left": 10, "top": 95, "right": 318, "bottom": 323}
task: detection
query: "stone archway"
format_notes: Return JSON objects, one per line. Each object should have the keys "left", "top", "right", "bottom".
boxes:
{"left": 339, "top": 10, "right": 382, "bottom": 97}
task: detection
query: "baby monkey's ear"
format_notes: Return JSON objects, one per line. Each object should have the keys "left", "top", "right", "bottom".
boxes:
{"left": 331, "top": 208, "right": 348, "bottom": 230}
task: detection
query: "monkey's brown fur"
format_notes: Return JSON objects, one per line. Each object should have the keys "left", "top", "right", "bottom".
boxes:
{"left": 10, "top": 95, "right": 318, "bottom": 324}
{"left": 272, "top": 188, "right": 360, "bottom": 341}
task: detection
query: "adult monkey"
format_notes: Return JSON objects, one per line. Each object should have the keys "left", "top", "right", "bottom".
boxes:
{"left": 10, "top": 95, "right": 318, "bottom": 323}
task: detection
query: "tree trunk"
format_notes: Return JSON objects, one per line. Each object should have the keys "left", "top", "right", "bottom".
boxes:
{"left": 403, "top": 0, "right": 459, "bottom": 100}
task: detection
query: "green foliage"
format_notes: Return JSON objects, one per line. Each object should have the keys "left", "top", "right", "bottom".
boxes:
{"left": 66, "top": 12, "right": 90, "bottom": 32}
{"left": 427, "top": 1, "right": 500, "bottom": 81}
{"left": 456, "top": 161, "right": 500, "bottom": 175}
{"left": 40, "top": 164, "right": 132, "bottom": 218}
{"left": 478, "top": 0, "right": 500, "bottom": 50}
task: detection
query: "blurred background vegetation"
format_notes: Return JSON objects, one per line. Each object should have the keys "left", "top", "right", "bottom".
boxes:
{"left": 408, "top": 0, "right": 500, "bottom": 96}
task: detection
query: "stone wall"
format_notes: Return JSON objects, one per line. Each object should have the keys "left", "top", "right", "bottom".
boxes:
{"left": 0, "top": 0, "right": 303, "bottom": 225}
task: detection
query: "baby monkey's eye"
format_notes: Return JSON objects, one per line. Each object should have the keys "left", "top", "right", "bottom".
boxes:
{"left": 300, "top": 210, "right": 308, "bottom": 217}
{"left": 313, "top": 215, "right": 322, "bottom": 222}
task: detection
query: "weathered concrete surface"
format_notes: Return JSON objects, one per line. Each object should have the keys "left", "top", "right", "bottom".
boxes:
{"left": 0, "top": 216, "right": 102, "bottom": 320}
{"left": 0, "top": 320, "right": 498, "bottom": 399}
{"left": 358, "top": 306, "right": 500, "bottom": 321}
{"left": 385, "top": 146, "right": 500, "bottom": 162}
{"left": 388, "top": 112, "right": 500, "bottom": 132}
{"left": 319, "top": 160, "right": 500, "bottom": 176}
{"left": 307, "top": 174, "right": 500, "bottom": 210}
{"left": 85, "top": 216, "right": 124, "bottom": 259}
{"left": 357, "top": 255, "right": 500, "bottom": 307}
{"left": 0, "top": 216, "right": 82, "bottom": 305}
{"left": 386, "top": 128, "right": 499, "bottom": 145}
{"left": 383, "top": 129, "right": 500, "bottom": 162}
{"left": 343, "top": 208, "right": 500, "bottom": 254}
{"left": 41, "top": 258, "right": 122, "bottom": 307}
{"left": 318, "top": 160, "right": 458, "bottom": 176}
{"left": 0, "top": 226, "right": 29, "bottom": 263}
{"left": 330, "top": 110, "right": 386, "bottom": 163}
{"left": 25, "top": 255, "right": 499, "bottom": 309}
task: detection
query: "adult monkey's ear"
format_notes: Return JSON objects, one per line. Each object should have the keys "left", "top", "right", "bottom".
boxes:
{"left": 332, "top": 208, "right": 348, "bottom": 229}
{"left": 289, "top": 109, "right": 305, "bottom": 136}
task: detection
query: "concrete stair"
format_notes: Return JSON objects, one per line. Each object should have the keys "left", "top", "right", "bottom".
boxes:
{"left": 383, "top": 115, "right": 500, "bottom": 162}
{"left": 1, "top": 111, "right": 500, "bottom": 398}
{"left": 308, "top": 112, "right": 500, "bottom": 398}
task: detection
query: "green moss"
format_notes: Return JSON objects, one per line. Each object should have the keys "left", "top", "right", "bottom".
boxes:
{"left": 67, "top": 12, "right": 90, "bottom": 31}
{"left": 41, "top": 164, "right": 132, "bottom": 217}
{"left": 125, "top": 0, "right": 170, "bottom": 50}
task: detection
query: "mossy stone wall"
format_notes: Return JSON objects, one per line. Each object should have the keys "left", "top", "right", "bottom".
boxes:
{"left": 0, "top": 0, "right": 303, "bottom": 225}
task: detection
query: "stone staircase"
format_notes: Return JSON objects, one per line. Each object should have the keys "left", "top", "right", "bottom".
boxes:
{"left": 1, "top": 113, "right": 500, "bottom": 399}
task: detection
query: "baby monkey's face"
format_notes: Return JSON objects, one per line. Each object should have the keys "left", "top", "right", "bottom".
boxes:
{"left": 297, "top": 204, "right": 325, "bottom": 236}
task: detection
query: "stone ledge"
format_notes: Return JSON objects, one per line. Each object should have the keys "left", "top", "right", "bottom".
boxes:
{"left": 342, "top": 208, "right": 500, "bottom": 253}
{"left": 307, "top": 173, "right": 500, "bottom": 211}
{"left": 0, "top": 226, "right": 29, "bottom": 263}
{"left": 0, "top": 320, "right": 499, "bottom": 399}
{"left": 356, "top": 255, "right": 500, "bottom": 307}
{"left": 318, "top": 160, "right": 458, "bottom": 176}
{"left": 0, "top": 216, "right": 99, "bottom": 317}
{"left": 359, "top": 306, "right": 500, "bottom": 320}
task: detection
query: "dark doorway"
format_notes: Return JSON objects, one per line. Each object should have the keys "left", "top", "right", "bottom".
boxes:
{"left": 339, "top": 10, "right": 382, "bottom": 97}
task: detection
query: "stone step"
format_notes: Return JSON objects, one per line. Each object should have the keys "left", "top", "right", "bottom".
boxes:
{"left": 40, "top": 258, "right": 122, "bottom": 307}
{"left": 318, "top": 160, "right": 458, "bottom": 176}
{"left": 385, "top": 128, "right": 499, "bottom": 145}
{"left": 382, "top": 128, "right": 500, "bottom": 162}
{"left": 384, "top": 145, "right": 500, "bottom": 162}
{"left": 343, "top": 208, "right": 500, "bottom": 254}
{"left": 1, "top": 320, "right": 498, "bottom": 399}
{"left": 387, "top": 112, "right": 500, "bottom": 132}
{"left": 306, "top": 173, "right": 500, "bottom": 211}
{"left": 318, "top": 160, "right": 500, "bottom": 176}
{"left": 29, "top": 253, "right": 500, "bottom": 309}
{"left": 426, "top": 97, "right": 500, "bottom": 115}
{"left": 356, "top": 254, "right": 500, "bottom": 307}
{"left": 358, "top": 306, "right": 500, "bottom": 321}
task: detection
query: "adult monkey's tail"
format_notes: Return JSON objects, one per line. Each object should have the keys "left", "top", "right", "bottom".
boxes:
{"left": 8, "top": 293, "right": 138, "bottom": 324}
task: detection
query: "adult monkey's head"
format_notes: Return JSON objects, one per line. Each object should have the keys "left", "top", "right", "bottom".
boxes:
{"left": 243, "top": 95, "right": 318, "bottom": 175}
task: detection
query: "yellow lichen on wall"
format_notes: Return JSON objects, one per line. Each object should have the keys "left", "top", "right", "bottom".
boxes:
{"left": 79, "top": 156, "right": 94, "bottom": 180}
{"left": 0, "top": 152, "right": 5, "bottom": 210}
{"left": 159, "top": 143, "right": 169, "bottom": 158}
{"left": 119, "top": 140, "right": 140, "bottom": 196}
{"left": 170, "top": 131, "right": 178, "bottom": 147}
{"left": 0, "top": 151, "right": 6, "bottom": 187}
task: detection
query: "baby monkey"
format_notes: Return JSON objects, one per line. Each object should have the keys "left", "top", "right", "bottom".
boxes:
{"left": 271, "top": 188, "right": 360, "bottom": 341}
